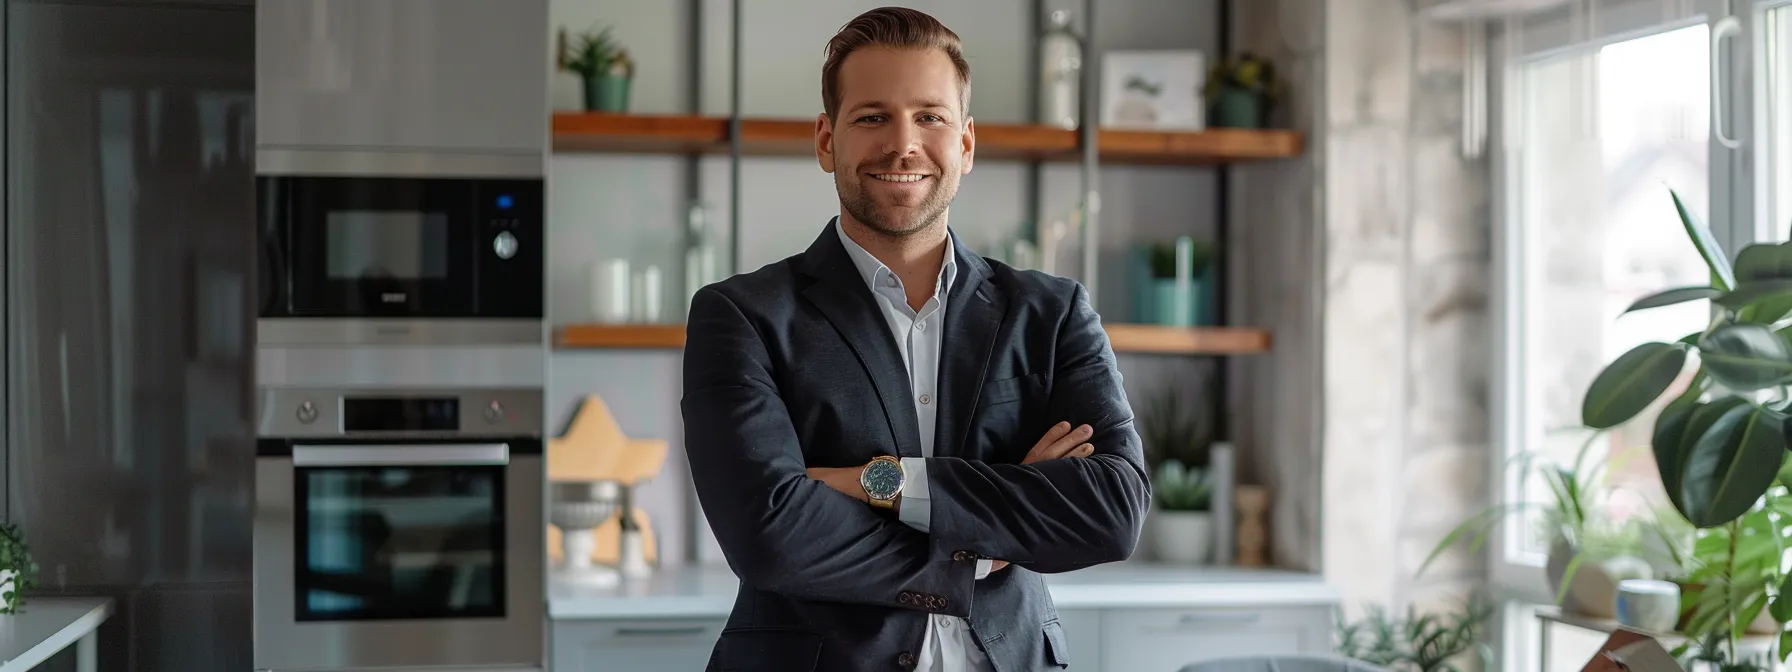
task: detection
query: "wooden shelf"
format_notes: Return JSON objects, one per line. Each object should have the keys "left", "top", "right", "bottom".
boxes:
{"left": 555, "top": 322, "right": 1270, "bottom": 355}
{"left": 552, "top": 112, "right": 1304, "bottom": 166}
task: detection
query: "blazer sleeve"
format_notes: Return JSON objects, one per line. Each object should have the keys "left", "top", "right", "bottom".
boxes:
{"left": 919, "top": 283, "right": 1153, "bottom": 574}
{"left": 680, "top": 286, "right": 979, "bottom": 616}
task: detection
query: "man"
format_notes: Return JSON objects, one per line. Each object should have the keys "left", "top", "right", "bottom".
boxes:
{"left": 681, "top": 7, "right": 1151, "bottom": 672}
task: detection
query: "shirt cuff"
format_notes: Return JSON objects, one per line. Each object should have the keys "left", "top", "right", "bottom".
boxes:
{"left": 976, "top": 559, "right": 993, "bottom": 580}
{"left": 897, "top": 457, "right": 930, "bottom": 533}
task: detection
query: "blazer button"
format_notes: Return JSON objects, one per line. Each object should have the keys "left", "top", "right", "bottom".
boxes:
{"left": 952, "top": 550, "right": 973, "bottom": 562}
{"left": 898, "top": 591, "right": 915, "bottom": 605}
{"left": 897, "top": 652, "right": 917, "bottom": 669}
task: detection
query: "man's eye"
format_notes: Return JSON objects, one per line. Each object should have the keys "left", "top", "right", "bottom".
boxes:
{"left": 858, "top": 114, "right": 886, "bottom": 123}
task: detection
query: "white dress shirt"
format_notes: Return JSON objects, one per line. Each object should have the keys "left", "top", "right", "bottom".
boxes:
{"left": 835, "top": 220, "right": 995, "bottom": 672}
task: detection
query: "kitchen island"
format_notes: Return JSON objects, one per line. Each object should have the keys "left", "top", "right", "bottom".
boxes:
{"left": 549, "top": 561, "right": 1341, "bottom": 671}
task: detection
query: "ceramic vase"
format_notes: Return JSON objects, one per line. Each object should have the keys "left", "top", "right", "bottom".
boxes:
{"left": 584, "top": 74, "right": 631, "bottom": 112}
{"left": 1545, "top": 536, "right": 1653, "bottom": 618}
{"left": 1150, "top": 509, "right": 1213, "bottom": 565}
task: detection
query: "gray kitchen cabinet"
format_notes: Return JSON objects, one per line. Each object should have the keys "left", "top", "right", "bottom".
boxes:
{"left": 255, "top": 0, "right": 548, "bottom": 157}
{"left": 550, "top": 604, "right": 1336, "bottom": 672}
{"left": 1099, "top": 605, "right": 1336, "bottom": 671}
{"left": 550, "top": 617, "right": 725, "bottom": 671}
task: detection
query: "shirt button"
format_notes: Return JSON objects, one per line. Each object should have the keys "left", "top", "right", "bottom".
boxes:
{"left": 936, "top": 615, "right": 953, "bottom": 628}
{"left": 919, "top": 394, "right": 930, "bottom": 405}
{"left": 914, "top": 321, "right": 925, "bottom": 331}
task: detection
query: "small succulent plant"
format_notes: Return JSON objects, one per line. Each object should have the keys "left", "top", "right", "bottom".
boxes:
{"left": 1154, "top": 459, "right": 1213, "bottom": 512}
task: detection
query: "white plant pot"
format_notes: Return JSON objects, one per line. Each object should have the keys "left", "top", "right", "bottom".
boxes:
{"left": 1545, "top": 536, "right": 1652, "bottom": 619}
{"left": 1151, "top": 509, "right": 1214, "bottom": 565}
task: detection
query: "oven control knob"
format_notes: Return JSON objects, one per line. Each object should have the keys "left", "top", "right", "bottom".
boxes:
{"left": 493, "top": 231, "right": 518, "bottom": 260}
{"left": 296, "top": 401, "right": 318, "bottom": 424}
{"left": 484, "top": 400, "right": 505, "bottom": 424}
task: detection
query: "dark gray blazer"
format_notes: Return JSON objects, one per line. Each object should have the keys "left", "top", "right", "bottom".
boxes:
{"left": 681, "top": 222, "right": 1152, "bottom": 672}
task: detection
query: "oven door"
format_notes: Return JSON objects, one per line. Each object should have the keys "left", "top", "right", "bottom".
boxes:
{"left": 253, "top": 438, "right": 544, "bottom": 671}
{"left": 258, "top": 174, "right": 543, "bottom": 320}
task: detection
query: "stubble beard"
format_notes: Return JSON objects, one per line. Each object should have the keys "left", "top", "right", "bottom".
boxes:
{"left": 836, "top": 162, "right": 958, "bottom": 238}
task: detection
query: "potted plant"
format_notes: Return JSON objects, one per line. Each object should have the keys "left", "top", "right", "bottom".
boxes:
{"left": 1335, "top": 593, "right": 1496, "bottom": 672}
{"left": 1132, "top": 237, "right": 1215, "bottom": 326}
{"left": 1150, "top": 459, "right": 1215, "bottom": 564}
{"left": 1203, "top": 52, "right": 1280, "bottom": 129}
{"left": 1418, "top": 435, "right": 1653, "bottom": 618}
{"left": 557, "top": 24, "right": 634, "bottom": 113}
{"left": 0, "top": 522, "right": 38, "bottom": 614}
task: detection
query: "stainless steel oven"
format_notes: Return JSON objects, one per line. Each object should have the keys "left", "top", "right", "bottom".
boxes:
{"left": 253, "top": 387, "right": 544, "bottom": 671}
{"left": 256, "top": 174, "right": 544, "bottom": 347}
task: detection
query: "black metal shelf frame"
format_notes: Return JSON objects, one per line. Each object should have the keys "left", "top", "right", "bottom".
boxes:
{"left": 687, "top": 0, "right": 1238, "bottom": 444}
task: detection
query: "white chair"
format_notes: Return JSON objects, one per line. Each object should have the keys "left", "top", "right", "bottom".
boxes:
{"left": 1179, "top": 655, "right": 1394, "bottom": 672}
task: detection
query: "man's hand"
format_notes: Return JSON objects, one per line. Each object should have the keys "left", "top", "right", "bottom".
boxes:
{"left": 1023, "top": 421, "right": 1095, "bottom": 464}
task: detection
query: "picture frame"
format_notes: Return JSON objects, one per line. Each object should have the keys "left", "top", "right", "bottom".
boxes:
{"left": 1100, "top": 49, "right": 1207, "bottom": 131}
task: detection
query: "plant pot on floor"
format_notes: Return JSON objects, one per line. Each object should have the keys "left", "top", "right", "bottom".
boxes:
{"left": 1151, "top": 509, "right": 1214, "bottom": 565}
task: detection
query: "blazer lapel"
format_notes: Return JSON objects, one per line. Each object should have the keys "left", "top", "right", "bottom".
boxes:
{"left": 797, "top": 224, "right": 923, "bottom": 459}
{"left": 934, "top": 237, "right": 1006, "bottom": 460}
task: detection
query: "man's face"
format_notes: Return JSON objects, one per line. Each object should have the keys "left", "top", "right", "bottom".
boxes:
{"left": 816, "top": 46, "right": 974, "bottom": 238}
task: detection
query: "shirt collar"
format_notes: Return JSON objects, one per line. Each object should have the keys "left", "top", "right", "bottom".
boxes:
{"left": 834, "top": 217, "right": 958, "bottom": 295}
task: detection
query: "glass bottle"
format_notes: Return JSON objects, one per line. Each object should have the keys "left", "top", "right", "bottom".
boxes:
{"left": 1039, "top": 10, "right": 1082, "bottom": 130}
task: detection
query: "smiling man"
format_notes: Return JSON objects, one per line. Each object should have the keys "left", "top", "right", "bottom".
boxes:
{"left": 681, "top": 7, "right": 1151, "bottom": 672}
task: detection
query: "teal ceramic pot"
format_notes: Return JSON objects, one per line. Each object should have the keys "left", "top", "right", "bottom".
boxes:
{"left": 585, "top": 74, "right": 632, "bottom": 113}
{"left": 1212, "top": 88, "right": 1261, "bottom": 129}
{"left": 1147, "top": 278, "right": 1208, "bottom": 327}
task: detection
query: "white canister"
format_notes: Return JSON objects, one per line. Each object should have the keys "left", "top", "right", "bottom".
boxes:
{"left": 591, "top": 259, "right": 631, "bottom": 323}
{"left": 1614, "top": 579, "right": 1681, "bottom": 633}
{"left": 632, "top": 265, "right": 663, "bottom": 323}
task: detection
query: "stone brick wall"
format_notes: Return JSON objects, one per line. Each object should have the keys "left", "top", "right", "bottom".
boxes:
{"left": 1228, "top": 0, "right": 1493, "bottom": 617}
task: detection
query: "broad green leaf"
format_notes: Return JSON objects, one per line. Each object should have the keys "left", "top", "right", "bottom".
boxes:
{"left": 1740, "top": 292, "right": 1792, "bottom": 323}
{"left": 1715, "top": 279, "right": 1792, "bottom": 312}
{"left": 1680, "top": 403, "right": 1788, "bottom": 527}
{"left": 1782, "top": 631, "right": 1792, "bottom": 663}
{"left": 1734, "top": 241, "right": 1792, "bottom": 282}
{"left": 1581, "top": 342, "right": 1688, "bottom": 429}
{"left": 1652, "top": 393, "right": 1698, "bottom": 515}
{"left": 1624, "top": 286, "right": 1723, "bottom": 314}
{"left": 1674, "top": 189, "right": 1737, "bottom": 291}
{"left": 1699, "top": 323, "right": 1792, "bottom": 390}
{"left": 1763, "top": 577, "right": 1792, "bottom": 623}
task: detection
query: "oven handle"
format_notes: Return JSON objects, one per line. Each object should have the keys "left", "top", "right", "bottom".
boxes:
{"left": 291, "top": 443, "right": 510, "bottom": 466}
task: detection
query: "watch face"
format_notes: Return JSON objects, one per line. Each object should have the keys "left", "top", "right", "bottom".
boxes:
{"left": 861, "top": 459, "right": 904, "bottom": 500}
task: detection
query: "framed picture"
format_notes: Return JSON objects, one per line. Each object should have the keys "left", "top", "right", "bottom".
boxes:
{"left": 1101, "top": 50, "right": 1206, "bottom": 131}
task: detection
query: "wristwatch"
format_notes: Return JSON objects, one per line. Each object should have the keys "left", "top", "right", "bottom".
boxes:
{"left": 859, "top": 455, "right": 905, "bottom": 509}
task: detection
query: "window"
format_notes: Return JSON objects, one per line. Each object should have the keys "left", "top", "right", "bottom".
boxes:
{"left": 1494, "top": 0, "right": 1792, "bottom": 669}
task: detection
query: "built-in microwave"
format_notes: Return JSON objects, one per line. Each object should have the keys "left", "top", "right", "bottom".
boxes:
{"left": 257, "top": 174, "right": 543, "bottom": 345}
{"left": 252, "top": 386, "right": 545, "bottom": 672}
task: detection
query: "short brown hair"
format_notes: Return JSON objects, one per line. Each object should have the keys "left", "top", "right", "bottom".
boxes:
{"left": 820, "top": 7, "right": 971, "bottom": 121}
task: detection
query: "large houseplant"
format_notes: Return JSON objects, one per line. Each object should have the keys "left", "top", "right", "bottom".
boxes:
{"left": 1580, "top": 188, "right": 1792, "bottom": 660}
{"left": 0, "top": 522, "right": 38, "bottom": 614}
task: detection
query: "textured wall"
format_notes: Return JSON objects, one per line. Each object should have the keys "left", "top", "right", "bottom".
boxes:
{"left": 1231, "top": 0, "right": 1493, "bottom": 614}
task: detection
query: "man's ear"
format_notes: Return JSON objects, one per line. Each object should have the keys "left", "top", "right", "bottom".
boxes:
{"left": 960, "top": 116, "right": 975, "bottom": 175}
{"left": 815, "top": 112, "right": 836, "bottom": 173}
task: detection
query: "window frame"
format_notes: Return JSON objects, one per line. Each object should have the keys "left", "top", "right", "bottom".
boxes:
{"left": 1490, "top": 0, "right": 1792, "bottom": 667}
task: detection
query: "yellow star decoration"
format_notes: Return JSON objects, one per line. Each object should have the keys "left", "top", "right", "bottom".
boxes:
{"left": 547, "top": 394, "right": 668, "bottom": 566}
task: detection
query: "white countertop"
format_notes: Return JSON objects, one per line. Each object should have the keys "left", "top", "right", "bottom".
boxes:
{"left": 548, "top": 561, "right": 1340, "bottom": 620}
{"left": 0, "top": 597, "right": 112, "bottom": 671}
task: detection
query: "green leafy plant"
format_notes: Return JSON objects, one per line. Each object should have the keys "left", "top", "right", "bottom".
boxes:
{"left": 1145, "top": 239, "right": 1216, "bottom": 280}
{"left": 0, "top": 522, "right": 39, "bottom": 614}
{"left": 1140, "top": 379, "right": 1212, "bottom": 468}
{"left": 1154, "top": 459, "right": 1213, "bottom": 512}
{"left": 556, "top": 24, "right": 633, "bottom": 79}
{"left": 1416, "top": 432, "right": 1647, "bottom": 604}
{"left": 1335, "top": 594, "right": 1496, "bottom": 672}
{"left": 1579, "top": 188, "right": 1792, "bottom": 529}
{"left": 1203, "top": 52, "right": 1281, "bottom": 103}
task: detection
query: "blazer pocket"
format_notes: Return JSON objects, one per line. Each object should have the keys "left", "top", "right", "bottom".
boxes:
{"left": 978, "top": 372, "right": 1047, "bottom": 407}
{"left": 1042, "top": 619, "right": 1071, "bottom": 668}
{"left": 712, "top": 628, "right": 823, "bottom": 672}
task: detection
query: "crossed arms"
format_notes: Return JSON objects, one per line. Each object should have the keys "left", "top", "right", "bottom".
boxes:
{"left": 680, "top": 283, "right": 1152, "bottom": 617}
